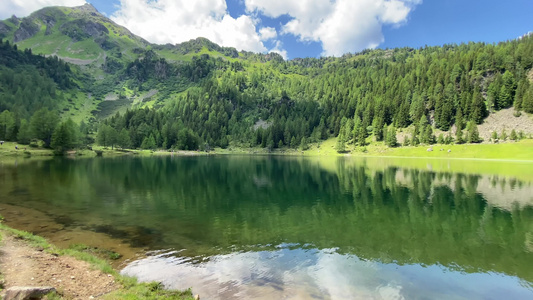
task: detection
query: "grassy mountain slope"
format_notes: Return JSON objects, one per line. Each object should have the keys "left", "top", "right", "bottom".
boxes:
{"left": 0, "top": 4, "right": 147, "bottom": 64}
{"left": 0, "top": 4, "right": 257, "bottom": 120}
{"left": 1, "top": 4, "right": 532, "bottom": 152}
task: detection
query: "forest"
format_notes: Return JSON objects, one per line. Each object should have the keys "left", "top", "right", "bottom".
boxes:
{"left": 1, "top": 33, "right": 533, "bottom": 153}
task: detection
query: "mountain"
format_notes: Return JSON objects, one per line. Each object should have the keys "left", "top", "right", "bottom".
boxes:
{"left": 0, "top": 5, "right": 532, "bottom": 152}
{"left": 0, "top": 4, "right": 147, "bottom": 65}
{"left": 0, "top": 4, "right": 255, "bottom": 67}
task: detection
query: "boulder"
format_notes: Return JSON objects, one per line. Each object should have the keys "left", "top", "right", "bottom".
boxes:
{"left": 2, "top": 286, "right": 56, "bottom": 300}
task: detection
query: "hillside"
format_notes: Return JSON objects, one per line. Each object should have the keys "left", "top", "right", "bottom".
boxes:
{"left": 0, "top": 4, "right": 533, "bottom": 153}
{"left": 0, "top": 4, "right": 147, "bottom": 65}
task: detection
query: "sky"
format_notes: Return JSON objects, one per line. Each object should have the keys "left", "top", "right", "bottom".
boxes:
{"left": 0, "top": 0, "right": 531, "bottom": 60}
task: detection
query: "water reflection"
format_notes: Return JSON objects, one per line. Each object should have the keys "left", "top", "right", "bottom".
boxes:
{"left": 122, "top": 246, "right": 531, "bottom": 300}
{"left": 0, "top": 156, "right": 532, "bottom": 299}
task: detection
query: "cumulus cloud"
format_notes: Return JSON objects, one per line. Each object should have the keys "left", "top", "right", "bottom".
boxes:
{"left": 0, "top": 0, "right": 86, "bottom": 19}
{"left": 111, "top": 0, "right": 268, "bottom": 53}
{"left": 259, "top": 27, "right": 277, "bottom": 41}
{"left": 245, "top": 0, "right": 421, "bottom": 56}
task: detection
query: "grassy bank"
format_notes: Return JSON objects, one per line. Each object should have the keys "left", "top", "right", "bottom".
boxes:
{"left": 0, "top": 220, "right": 194, "bottom": 300}
{"left": 290, "top": 137, "right": 533, "bottom": 160}
{"left": 2, "top": 138, "right": 532, "bottom": 161}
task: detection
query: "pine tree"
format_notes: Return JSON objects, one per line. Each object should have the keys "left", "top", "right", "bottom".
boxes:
{"left": 498, "top": 71, "right": 516, "bottom": 109}
{"left": 491, "top": 131, "right": 498, "bottom": 142}
{"left": 466, "top": 122, "right": 481, "bottom": 143}
{"left": 300, "top": 136, "right": 308, "bottom": 151}
{"left": 118, "top": 128, "right": 131, "bottom": 149}
{"left": 30, "top": 108, "right": 59, "bottom": 148}
{"left": 17, "top": 119, "right": 32, "bottom": 144}
{"left": 455, "top": 107, "right": 464, "bottom": 131}
{"left": 510, "top": 129, "right": 518, "bottom": 141}
{"left": 523, "top": 84, "right": 533, "bottom": 113}
{"left": 386, "top": 126, "right": 397, "bottom": 147}
{"left": 456, "top": 129, "right": 464, "bottom": 144}
{"left": 471, "top": 88, "right": 487, "bottom": 124}
{"left": 501, "top": 129, "right": 508, "bottom": 141}
{"left": 141, "top": 134, "right": 156, "bottom": 150}
{"left": 373, "top": 117, "right": 385, "bottom": 141}
{"left": 403, "top": 136, "right": 410, "bottom": 146}
{"left": 335, "top": 131, "right": 346, "bottom": 153}
{"left": 445, "top": 131, "right": 454, "bottom": 145}
{"left": 437, "top": 133, "right": 445, "bottom": 145}
{"left": 51, "top": 119, "right": 78, "bottom": 153}
{"left": 0, "top": 110, "right": 16, "bottom": 141}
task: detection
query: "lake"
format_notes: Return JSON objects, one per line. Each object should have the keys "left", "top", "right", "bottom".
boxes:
{"left": 0, "top": 155, "right": 532, "bottom": 299}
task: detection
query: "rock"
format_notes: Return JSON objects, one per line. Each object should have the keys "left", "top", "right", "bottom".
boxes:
{"left": 14, "top": 19, "right": 40, "bottom": 42}
{"left": 0, "top": 22, "right": 11, "bottom": 36}
{"left": 2, "top": 286, "right": 56, "bottom": 300}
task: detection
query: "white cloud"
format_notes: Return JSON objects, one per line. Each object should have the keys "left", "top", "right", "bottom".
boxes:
{"left": 245, "top": 0, "right": 421, "bottom": 56}
{"left": 0, "top": 0, "right": 86, "bottom": 19}
{"left": 259, "top": 27, "right": 277, "bottom": 41}
{"left": 269, "top": 40, "right": 288, "bottom": 60}
{"left": 111, "top": 0, "right": 268, "bottom": 53}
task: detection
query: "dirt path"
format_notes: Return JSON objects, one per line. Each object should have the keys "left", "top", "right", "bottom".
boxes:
{"left": 0, "top": 234, "right": 118, "bottom": 299}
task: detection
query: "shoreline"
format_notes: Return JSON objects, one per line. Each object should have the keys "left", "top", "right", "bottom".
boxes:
{"left": 1, "top": 139, "right": 532, "bottom": 161}
{"left": 0, "top": 210, "right": 196, "bottom": 299}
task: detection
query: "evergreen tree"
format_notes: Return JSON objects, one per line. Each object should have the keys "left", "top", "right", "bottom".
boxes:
{"left": 498, "top": 71, "right": 516, "bottom": 109}
{"left": 290, "top": 136, "right": 297, "bottom": 149}
{"left": 97, "top": 124, "right": 117, "bottom": 149}
{"left": 118, "top": 128, "right": 131, "bottom": 149}
{"left": 455, "top": 129, "right": 464, "bottom": 144}
{"left": 141, "top": 134, "right": 156, "bottom": 149}
{"left": 51, "top": 119, "right": 78, "bottom": 153}
{"left": 335, "top": 131, "right": 346, "bottom": 153}
{"left": 437, "top": 133, "right": 445, "bottom": 145}
{"left": 501, "top": 129, "right": 508, "bottom": 141}
{"left": 403, "top": 135, "right": 410, "bottom": 146}
{"left": 514, "top": 79, "right": 529, "bottom": 112}
{"left": 466, "top": 122, "right": 482, "bottom": 143}
{"left": 17, "top": 119, "right": 32, "bottom": 144}
{"left": 523, "top": 84, "right": 533, "bottom": 113}
{"left": 455, "top": 107, "right": 464, "bottom": 131}
{"left": 386, "top": 126, "right": 397, "bottom": 147}
{"left": 470, "top": 89, "right": 487, "bottom": 124}
{"left": 30, "top": 108, "right": 59, "bottom": 148}
{"left": 373, "top": 117, "right": 385, "bottom": 141}
{"left": 510, "top": 129, "right": 518, "bottom": 141}
{"left": 491, "top": 131, "right": 498, "bottom": 142}
{"left": 299, "top": 136, "right": 308, "bottom": 151}
{"left": 445, "top": 130, "right": 454, "bottom": 145}
{"left": 411, "top": 133, "right": 419, "bottom": 146}
{"left": 0, "top": 110, "right": 16, "bottom": 141}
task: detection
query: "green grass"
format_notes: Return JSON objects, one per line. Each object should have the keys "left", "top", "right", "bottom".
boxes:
{"left": 362, "top": 139, "right": 533, "bottom": 160}
{"left": 154, "top": 46, "right": 241, "bottom": 63}
{"left": 0, "top": 141, "right": 54, "bottom": 157}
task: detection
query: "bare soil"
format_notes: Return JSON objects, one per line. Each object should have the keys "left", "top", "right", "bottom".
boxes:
{"left": 0, "top": 234, "right": 118, "bottom": 299}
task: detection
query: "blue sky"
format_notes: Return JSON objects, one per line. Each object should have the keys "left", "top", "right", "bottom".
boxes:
{"left": 1, "top": 0, "right": 531, "bottom": 59}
